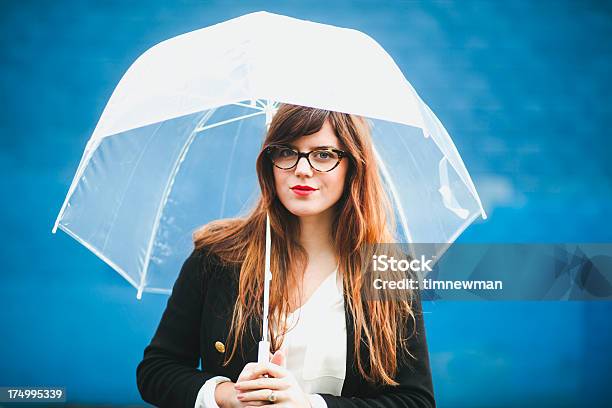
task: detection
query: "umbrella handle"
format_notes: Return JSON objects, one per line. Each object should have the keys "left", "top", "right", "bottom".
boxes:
{"left": 258, "top": 340, "right": 270, "bottom": 363}
{"left": 260, "top": 214, "right": 272, "bottom": 364}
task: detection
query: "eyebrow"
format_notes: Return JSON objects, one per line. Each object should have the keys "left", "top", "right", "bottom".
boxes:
{"left": 287, "top": 144, "right": 339, "bottom": 150}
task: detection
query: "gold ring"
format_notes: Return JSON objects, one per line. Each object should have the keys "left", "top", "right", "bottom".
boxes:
{"left": 267, "top": 390, "right": 276, "bottom": 402}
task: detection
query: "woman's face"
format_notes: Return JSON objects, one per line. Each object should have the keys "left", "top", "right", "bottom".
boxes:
{"left": 273, "top": 119, "right": 349, "bottom": 219}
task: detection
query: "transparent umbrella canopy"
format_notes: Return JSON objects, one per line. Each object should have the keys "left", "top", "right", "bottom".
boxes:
{"left": 52, "top": 11, "right": 487, "bottom": 300}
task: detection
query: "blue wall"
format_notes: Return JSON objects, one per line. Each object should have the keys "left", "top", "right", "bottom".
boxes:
{"left": 1, "top": 1, "right": 611, "bottom": 406}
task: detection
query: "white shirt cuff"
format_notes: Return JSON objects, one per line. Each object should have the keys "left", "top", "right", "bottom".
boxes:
{"left": 308, "top": 393, "right": 328, "bottom": 408}
{"left": 195, "top": 375, "right": 232, "bottom": 408}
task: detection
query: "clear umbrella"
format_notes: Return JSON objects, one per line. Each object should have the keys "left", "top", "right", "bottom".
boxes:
{"left": 52, "top": 11, "right": 487, "bottom": 360}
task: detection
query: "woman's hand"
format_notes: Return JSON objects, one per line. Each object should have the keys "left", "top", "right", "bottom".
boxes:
{"left": 234, "top": 349, "right": 311, "bottom": 408}
{"left": 215, "top": 362, "right": 272, "bottom": 408}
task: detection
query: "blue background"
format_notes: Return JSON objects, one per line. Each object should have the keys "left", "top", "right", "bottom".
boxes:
{"left": 1, "top": 0, "right": 611, "bottom": 406}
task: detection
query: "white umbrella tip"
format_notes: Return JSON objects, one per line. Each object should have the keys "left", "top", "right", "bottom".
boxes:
{"left": 481, "top": 209, "right": 488, "bottom": 220}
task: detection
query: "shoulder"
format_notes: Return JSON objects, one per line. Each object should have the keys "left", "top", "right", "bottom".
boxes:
{"left": 186, "top": 244, "right": 223, "bottom": 276}
{"left": 192, "top": 243, "right": 220, "bottom": 264}
{"left": 171, "top": 246, "right": 237, "bottom": 306}
{"left": 173, "top": 245, "right": 218, "bottom": 286}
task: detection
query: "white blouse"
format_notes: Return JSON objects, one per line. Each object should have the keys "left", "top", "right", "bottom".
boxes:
{"left": 197, "top": 267, "right": 347, "bottom": 408}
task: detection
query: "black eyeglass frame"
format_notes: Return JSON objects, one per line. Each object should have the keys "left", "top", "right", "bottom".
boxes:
{"left": 264, "top": 144, "right": 348, "bottom": 172}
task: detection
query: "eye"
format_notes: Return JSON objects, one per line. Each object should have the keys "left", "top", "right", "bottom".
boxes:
{"left": 278, "top": 148, "right": 296, "bottom": 158}
{"left": 313, "top": 150, "right": 336, "bottom": 160}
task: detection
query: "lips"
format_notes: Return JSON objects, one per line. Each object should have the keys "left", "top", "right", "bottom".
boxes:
{"left": 291, "top": 185, "right": 317, "bottom": 191}
{"left": 290, "top": 185, "right": 317, "bottom": 197}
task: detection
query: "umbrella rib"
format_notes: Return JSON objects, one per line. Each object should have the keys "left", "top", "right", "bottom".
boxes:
{"left": 58, "top": 223, "right": 140, "bottom": 290}
{"left": 420, "top": 101, "right": 487, "bottom": 220}
{"left": 395, "top": 124, "right": 448, "bottom": 237}
{"left": 102, "top": 122, "right": 165, "bottom": 254}
{"left": 137, "top": 109, "right": 217, "bottom": 299}
{"left": 232, "top": 101, "right": 264, "bottom": 111}
{"left": 52, "top": 137, "right": 101, "bottom": 234}
{"left": 142, "top": 287, "right": 172, "bottom": 295}
{"left": 194, "top": 111, "right": 264, "bottom": 133}
{"left": 372, "top": 144, "right": 413, "bottom": 244}
{"left": 219, "top": 118, "right": 243, "bottom": 218}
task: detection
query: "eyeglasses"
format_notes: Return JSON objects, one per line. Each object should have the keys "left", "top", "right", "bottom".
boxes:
{"left": 264, "top": 144, "right": 348, "bottom": 172}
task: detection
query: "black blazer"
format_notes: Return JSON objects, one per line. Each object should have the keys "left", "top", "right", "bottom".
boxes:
{"left": 137, "top": 247, "right": 436, "bottom": 408}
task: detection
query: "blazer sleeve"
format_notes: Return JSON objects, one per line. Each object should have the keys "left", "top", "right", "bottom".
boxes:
{"left": 136, "top": 249, "right": 216, "bottom": 408}
{"left": 317, "top": 292, "right": 436, "bottom": 408}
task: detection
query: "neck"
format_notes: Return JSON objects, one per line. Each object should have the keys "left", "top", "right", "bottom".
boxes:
{"left": 297, "top": 207, "right": 335, "bottom": 257}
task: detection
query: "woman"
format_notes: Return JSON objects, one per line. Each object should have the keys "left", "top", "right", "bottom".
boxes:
{"left": 136, "top": 104, "right": 436, "bottom": 408}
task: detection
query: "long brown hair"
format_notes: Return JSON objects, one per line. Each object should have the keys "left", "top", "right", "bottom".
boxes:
{"left": 193, "top": 103, "right": 416, "bottom": 386}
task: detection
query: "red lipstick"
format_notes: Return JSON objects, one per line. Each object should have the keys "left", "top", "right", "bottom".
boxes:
{"left": 291, "top": 185, "right": 317, "bottom": 196}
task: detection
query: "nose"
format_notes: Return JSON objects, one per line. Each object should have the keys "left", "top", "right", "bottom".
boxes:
{"left": 294, "top": 156, "right": 313, "bottom": 177}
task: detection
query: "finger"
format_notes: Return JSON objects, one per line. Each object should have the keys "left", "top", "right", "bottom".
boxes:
{"left": 239, "top": 371, "right": 273, "bottom": 382}
{"left": 250, "top": 361, "right": 287, "bottom": 379}
{"left": 243, "top": 401, "right": 271, "bottom": 407}
{"left": 270, "top": 349, "right": 285, "bottom": 367}
{"left": 243, "top": 400, "right": 272, "bottom": 407}
{"left": 237, "top": 389, "right": 285, "bottom": 403}
{"left": 238, "top": 362, "right": 267, "bottom": 381}
{"left": 235, "top": 377, "right": 288, "bottom": 392}
{"left": 238, "top": 363, "right": 258, "bottom": 378}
